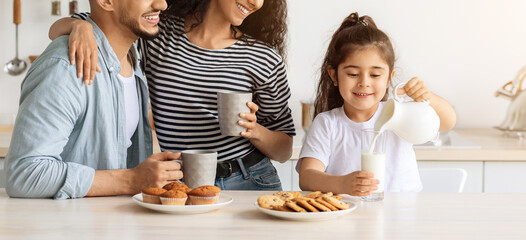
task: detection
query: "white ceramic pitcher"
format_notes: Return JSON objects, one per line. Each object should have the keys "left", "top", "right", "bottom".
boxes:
{"left": 374, "top": 82, "right": 440, "bottom": 144}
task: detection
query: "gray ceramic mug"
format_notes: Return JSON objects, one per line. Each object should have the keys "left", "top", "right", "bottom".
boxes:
{"left": 178, "top": 150, "right": 218, "bottom": 189}
{"left": 217, "top": 91, "right": 252, "bottom": 136}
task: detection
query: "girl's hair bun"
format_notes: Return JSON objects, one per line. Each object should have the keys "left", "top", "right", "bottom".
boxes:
{"left": 340, "top": 12, "right": 377, "bottom": 29}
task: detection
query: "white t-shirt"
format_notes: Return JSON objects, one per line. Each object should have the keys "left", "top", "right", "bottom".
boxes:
{"left": 298, "top": 103, "right": 423, "bottom": 192}
{"left": 118, "top": 73, "right": 139, "bottom": 148}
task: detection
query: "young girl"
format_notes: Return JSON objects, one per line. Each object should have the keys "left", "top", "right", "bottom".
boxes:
{"left": 298, "top": 12, "right": 457, "bottom": 196}
{"left": 49, "top": 0, "right": 295, "bottom": 191}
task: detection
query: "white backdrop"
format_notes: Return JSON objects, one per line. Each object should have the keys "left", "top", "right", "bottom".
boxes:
{"left": 287, "top": 0, "right": 526, "bottom": 129}
{"left": 2, "top": 0, "right": 526, "bottom": 129}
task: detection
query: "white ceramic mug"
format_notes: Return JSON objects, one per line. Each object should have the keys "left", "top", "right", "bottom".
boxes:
{"left": 178, "top": 150, "right": 218, "bottom": 189}
{"left": 217, "top": 91, "right": 252, "bottom": 136}
{"left": 374, "top": 82, "right": 440, "bottom": 144}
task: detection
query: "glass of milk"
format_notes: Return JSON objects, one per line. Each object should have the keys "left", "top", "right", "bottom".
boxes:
{"left": 361, "top": 128, "right": 386, "bottom": 201}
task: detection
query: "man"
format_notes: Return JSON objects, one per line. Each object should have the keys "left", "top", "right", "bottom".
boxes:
{"left": 5, "top": 0, "right": 182, "bottom": 199}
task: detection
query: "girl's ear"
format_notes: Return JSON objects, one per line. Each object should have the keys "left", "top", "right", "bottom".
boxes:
{"left": 389, "top": 69, "right": 396, "bottom": 83}
{"left": 382, "top": 70, "right": 396, "bottom": 101}
{"left": 328, "top": 67, "right": 338, "bottom": 86}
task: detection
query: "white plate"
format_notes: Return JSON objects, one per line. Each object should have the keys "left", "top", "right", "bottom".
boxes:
{"left": 132, "top": 193, "right": 233, "bottom": 214}
{"left": 254, "top": 200, "right": 357, "bottom": 221}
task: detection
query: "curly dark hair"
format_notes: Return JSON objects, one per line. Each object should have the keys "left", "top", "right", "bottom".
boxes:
{"left": 162, "top": 0, "right": 288, "bottom": 60}
{"left": 314, "top": 12, "right": 395, "bottom": 118}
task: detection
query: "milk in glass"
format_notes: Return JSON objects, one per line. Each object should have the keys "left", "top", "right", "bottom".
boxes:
{"left": 361, "top": 129, "right": 386, "bottom": 201}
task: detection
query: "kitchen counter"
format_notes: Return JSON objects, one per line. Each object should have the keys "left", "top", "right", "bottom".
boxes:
{"left": 414, "top": 129, "right": 526, "bottom": 161}
{"left": 0, "top": 189, "right": 525, "bottom": 239}
{"left": 2, "top": 128, "right": 526, "bottom": 161}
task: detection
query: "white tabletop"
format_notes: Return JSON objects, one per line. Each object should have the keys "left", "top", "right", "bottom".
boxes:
{"left": 1, "top": 189, "right": 525, "bottom": 239}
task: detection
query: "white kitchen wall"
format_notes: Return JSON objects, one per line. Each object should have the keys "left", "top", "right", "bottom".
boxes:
{"left": 0, "top": 0, "right": 90, "bottom": 124}
{"left": 1, "top": 0, "right": 525, "bottom": 129}
{"left": 286, "top": 0, "right": 526, "bottom": 129}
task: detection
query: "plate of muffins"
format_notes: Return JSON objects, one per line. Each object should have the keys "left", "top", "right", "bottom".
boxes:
{"left": 255, "top": 191, "right": 357, "bottom": 221}
{"left": 133, "top": 182, "right": 233, "bottom": 214}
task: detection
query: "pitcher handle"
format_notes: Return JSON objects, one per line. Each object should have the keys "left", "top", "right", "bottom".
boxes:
{"left": 391, "top": 82, "right": 407, "bottom": 102}
{"left": 392, "top": 82, "right": 430, "bottom": 104}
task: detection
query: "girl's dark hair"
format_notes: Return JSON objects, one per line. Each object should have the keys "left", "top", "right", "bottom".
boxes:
{"left": 314, "top": 12, "right": 395, "bottom": 118}
{"left": 163, "top": 0, "right": 288, "bottom": 60}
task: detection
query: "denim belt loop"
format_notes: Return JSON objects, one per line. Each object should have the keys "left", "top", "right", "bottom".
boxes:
{"left": 235, "top": 157, "right": 249, "bottom": 180}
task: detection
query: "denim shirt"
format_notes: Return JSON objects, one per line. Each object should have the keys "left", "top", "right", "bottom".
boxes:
{"left": 4, "top": 17, "right": 153, "bottom": 200}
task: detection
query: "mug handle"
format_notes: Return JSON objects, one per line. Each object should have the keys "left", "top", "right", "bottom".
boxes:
{"left": 173, "top": 159, "right": 183, "bottom": 164}
{"left": 391, "top": 82, "right": 430, "bottom": 104}
{"left": 173, "top": 159, "right": 183, "bottom": 169}
{"left": 172, "top": 159, "right": 184, "bottom": 183}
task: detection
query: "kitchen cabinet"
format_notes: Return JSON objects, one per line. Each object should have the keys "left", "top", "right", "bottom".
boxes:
{"left": 419, "top": 161, "right": 526, "bottom": 193}
{"left": 484, "top": 162, "right": 526, "bottom": 192}
{"left": 271, "top": 160, "right": 293, "bottom": 191}
{"left": 271, "top": 160, "right": 301, "bottom": 191}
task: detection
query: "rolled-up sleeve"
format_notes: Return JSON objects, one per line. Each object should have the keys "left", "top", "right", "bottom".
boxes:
{"left": 5, "top": 52, "right": 94, "bottom": 200}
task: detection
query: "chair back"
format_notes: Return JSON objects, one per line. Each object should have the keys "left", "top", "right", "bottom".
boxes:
{"left": 419, "top": 168, "right": 467, "bottom": 192}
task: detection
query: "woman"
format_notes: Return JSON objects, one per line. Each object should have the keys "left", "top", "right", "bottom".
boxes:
{"left": 49, "top": 0, "right": 295, "bottom": 190}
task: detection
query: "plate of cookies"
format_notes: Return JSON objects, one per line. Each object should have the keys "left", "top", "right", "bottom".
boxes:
{"left": 132, "top": 183, "right": 233, "bottom": 214}
{"left": 255, "top": 191, "right": 357, "bottom": 221}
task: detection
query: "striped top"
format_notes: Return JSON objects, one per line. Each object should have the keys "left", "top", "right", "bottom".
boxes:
{"left": 142, "top": 16, "right": 296, "bottom": 161}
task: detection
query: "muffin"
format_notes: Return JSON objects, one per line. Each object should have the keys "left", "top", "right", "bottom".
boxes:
{"left": 160, "top": 190, "right": 188, "bottom": 206}
{"left": 142, "top": 187, "right": 167, "bottom": 204}
{"left": 187, "top": 185, "right": 221, "bottom": 205}
{"left": 162, "top": 182, "right": 192, "bottom": 193}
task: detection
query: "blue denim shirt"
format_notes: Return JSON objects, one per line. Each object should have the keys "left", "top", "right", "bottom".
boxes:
{"left": 4, "top": 17, "right": 153, "bottom": 200}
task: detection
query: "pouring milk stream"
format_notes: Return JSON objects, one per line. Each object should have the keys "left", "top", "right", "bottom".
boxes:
{"left": 361, "top": 82, "right": 440, "bottom": 200}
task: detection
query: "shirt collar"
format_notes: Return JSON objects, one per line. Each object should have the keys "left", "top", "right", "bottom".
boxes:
{"left": 85, "top": 17, "right": 146, "bottom": 84}
{"left": 339, "top": 102, "right": 385, "bottom": 129}
{"left": 85, "top": 16, "right": 123, "bottom": 74}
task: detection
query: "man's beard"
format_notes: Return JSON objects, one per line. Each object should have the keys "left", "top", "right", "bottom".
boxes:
{"left": 128, "top": 22, "right": 159, "bottom": 40}
{"left": 120, "top": 11, "right": 159, "bottom": 40}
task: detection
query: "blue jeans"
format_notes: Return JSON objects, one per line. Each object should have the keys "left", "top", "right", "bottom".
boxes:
{"left": 215, "top": 157, "right": 282, "bottom": 190}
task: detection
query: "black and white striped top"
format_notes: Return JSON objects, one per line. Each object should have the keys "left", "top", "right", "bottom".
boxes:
{"left": 143, "top": 16, "right": 296, "bottom": 161}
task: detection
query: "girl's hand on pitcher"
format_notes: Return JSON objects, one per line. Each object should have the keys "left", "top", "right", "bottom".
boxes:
{"left": 238, "top": 101, "right": 260, "bottom": 139}
{"left": 69, "top": 20, "right": 100, "bottom": 85}
{"left": 398, "top": 77, "right": 432, "bottom": 102}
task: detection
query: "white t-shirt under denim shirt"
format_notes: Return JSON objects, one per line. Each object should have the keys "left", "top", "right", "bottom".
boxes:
{"left": 298, "top": 102, "right": 423, "bottom": 192}
{"left": 118, "top": 74, "right": 139, "bottom": 148}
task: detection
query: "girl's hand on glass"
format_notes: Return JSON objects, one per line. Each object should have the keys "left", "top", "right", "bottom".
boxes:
{"left": 398, "top": 77, "right": 431, "bottom": 102}
{"left": 238, "top": 101, "right": 259, "bottom": 139}
{"left": 70, "top": 21, "right": 101, "bottom": 85}
{"left": 342, "top": 171, "right": 379, "bottom": 196}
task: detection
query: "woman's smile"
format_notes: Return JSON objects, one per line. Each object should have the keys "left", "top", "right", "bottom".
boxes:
{"left": 236, "top": 2, "right": 250, "bottom": 15}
